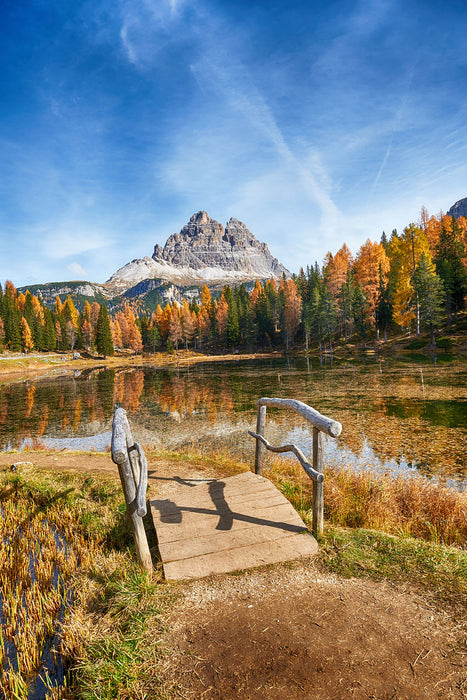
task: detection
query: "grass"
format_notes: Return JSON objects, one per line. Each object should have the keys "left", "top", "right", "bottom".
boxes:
{"left": 0, "top": 466, "right": 174, "bottom": 700}
{"left": 264, "top": 457, "right": 467, "bottom": 547}
{"left": 1, "top": 454, "right": 466, "bottom": 699}
{"left": 403, "top": 339, "right": 427, "bottom": 350}
{"left": 317, "top": 526, "right": 467, "bottom": 615}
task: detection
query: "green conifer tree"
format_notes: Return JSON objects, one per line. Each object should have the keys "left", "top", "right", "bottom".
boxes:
{"left": 375, "top": 263, "right": 393, "bottom": 341}
{"left": 96, "top": 305, "right": 114, "bottom": 357}
{"left": 413, "top": 253, "right": 445, "bottom": 347}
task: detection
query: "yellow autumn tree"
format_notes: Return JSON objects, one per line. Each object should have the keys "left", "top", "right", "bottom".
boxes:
{"left": 249, "top": 280, "right": 263, "bottom": 309}
{"left": 31, "top": 295, "right": 44, "bottom": 325}
{"left": 215, "top": 293, "right": 229, "bottom": 343}
{"left": 180, "top": 300, "right": 195, "bottom": 349}
{"left": 200, "top": 284, "right": 212, "bottom": 312}
{"left": 20, "top": 317, "right": 34, "bottom": 353}
{"left": 392, "top": 275, "right": 416, "bottom": 332}
{"left": 168, "top": 304, "right": 183, "bottom": 350}
{"left": 124, "top": 304, "right": 143, "bottom": 353}
{"left": 63, "top": 296, "right": 79, "bottom": 331}
{"left": 387, "top": 224, "right": 432, "bottom": 334}
{"left": 54, "top": 296, "right": 64, "bottom": 316}
{"left": 111, "top": 319, "right": 123, "bottom": 349}
{"left": 16, "top": 292, "right": 26, "bottom": 313}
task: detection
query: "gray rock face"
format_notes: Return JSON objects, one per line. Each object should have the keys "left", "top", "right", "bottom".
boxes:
{"left": 151, "top": 211, "right": 289, "bottom": 278}
{"left": 106, "top": 211, "right": 290, "bottom": 292}
{"left": 447, "top": 197, "right": 467, "bottom": 218}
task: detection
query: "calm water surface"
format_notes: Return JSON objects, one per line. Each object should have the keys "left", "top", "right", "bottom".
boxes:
{"left": 1, "top": 356, "right": 466, "bottom": 489}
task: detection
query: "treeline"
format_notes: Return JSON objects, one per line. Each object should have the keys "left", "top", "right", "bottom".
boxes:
{"left": 1, "top": 208, "right": 466, "bottom": 355}
{"left": 133, "top": 208, "right": 467, "bottom": 352}
{"left": 0, "top": 283, "right": 114, "bottom": 355}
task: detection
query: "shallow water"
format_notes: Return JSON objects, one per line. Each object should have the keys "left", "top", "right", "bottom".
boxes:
{"left": 1, "top": 355, "right": 466, "bottom": 489}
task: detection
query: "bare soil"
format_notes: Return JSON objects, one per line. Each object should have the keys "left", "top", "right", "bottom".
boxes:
{"left": 164, "top": 566, "right": 466, "bottom": 699}
{"left": 2, "top": 451, "right": 466, "bottom": 699}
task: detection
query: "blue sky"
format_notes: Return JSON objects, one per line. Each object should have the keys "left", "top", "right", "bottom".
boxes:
{"left": 1, "top": 0, "right": 467, "bottom": 287}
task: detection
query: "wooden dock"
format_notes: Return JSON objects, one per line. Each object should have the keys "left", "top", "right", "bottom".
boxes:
{"left": 150, "top": 471, "right": 318, "bottom": 580}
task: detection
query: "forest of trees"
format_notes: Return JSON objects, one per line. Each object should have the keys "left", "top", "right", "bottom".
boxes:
{"left": 1, "top": 208, "right": 466, "bottom": 355}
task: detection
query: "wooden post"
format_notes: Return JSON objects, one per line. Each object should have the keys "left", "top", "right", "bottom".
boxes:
{"left": 111, "top": 409, "right": 153, "bottom": 573}
{"left": 254, "top": 404, "right": 267, "bottom": 475}
{"left": 312, "top": 427, "right": 324, "bottom": 536}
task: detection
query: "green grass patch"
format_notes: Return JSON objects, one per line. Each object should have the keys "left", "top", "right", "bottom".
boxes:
{"left": 403, "top": 339, "right": 426, "bottom": 350}
{"left": 436, "top": 336, "right": 454, "bottom": 350}
{"left": 318, "top": 526, "right": 467, "bottom": 613}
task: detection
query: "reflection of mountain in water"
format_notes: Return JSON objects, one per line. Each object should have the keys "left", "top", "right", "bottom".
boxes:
{"left": 0, "top": 359, "right": 465, "bottom": 488}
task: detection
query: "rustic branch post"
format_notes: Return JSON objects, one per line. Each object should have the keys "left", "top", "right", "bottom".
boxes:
{"left": 249, "top": 398, "right": 342, "bottom": 537}
{"left": 254, "top": 404, "right": 267, "bottom": 475}
{"left": 312, "top": 427, "right": 324, "bottom": 535}
{"left": 111, "top": 407, "right": 153, "bottom": 573}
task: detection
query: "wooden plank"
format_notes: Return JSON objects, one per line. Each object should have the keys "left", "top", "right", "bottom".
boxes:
{"left": 153, "top": 501, "right": 304, "bottom": 542}
{"left": 152, "top": 490, "right": 287, "bottom": 526}
{"left": 151, "top": 482, "right": 276, "bottom": 516}
{"left": 150, "top": 471, "right": 318, "bottom": 580}
{"left": 163, "top": 532, "right": 317, "bottom": 580}
{"left": 158, "top": 518, "right": 309, "bottom": 562}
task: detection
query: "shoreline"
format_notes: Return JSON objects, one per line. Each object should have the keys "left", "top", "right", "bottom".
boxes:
{"left": 0, "top": 333, "right": 465, "bottom": 383}
{"left": 0, "top": 349, "right": 283, "bottom": 382}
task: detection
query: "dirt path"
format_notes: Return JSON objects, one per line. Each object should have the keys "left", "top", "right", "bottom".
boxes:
{"left": 2, "top": 451, "right": 466, "bottom": 699}
{"left": 163, "top": 565, "right": 466, "bottom": 699}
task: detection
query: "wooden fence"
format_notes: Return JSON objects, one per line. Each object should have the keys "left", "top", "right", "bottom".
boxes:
{"left": 248, "top": 398, "right": 342, "bottom": 536}
{"left": 111, "top": 407, "right": 153, "bottom": 572}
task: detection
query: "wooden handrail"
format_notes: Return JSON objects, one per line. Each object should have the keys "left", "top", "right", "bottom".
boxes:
{"left": 111, "top": 407, "right": 152, "bottom": 572}
{"left": 247, "top": 431, "right": 324, "bottom": 483}
{"left": 249, "top": 397, "right": 342, "bottom": 536}
{"left": 256, "top": 398, "right": 342, "bottom": 437}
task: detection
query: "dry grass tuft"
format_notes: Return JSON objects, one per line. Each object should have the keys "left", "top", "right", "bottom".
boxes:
{"left": 265, "top": 457, "right": 467, "bottom": 547}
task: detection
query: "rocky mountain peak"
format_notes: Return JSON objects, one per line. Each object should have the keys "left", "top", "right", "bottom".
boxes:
{"left": 447, "top": 197, "right": 467, "bottom": 219}
{"left": 189, "top": 210, "right": 211, "bottom": 225}
{"left": 107, "top": 211, "right": 290, "bottom": 292}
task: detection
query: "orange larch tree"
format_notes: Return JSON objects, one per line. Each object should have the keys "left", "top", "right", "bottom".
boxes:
{"left": 180, "top": 300, "right": 195, "bottom": 349}
{"left": 324, "top": 243, "right": 353, "bottom": 299}
{"left": 353, "top": 239, "right": 390, "bottom": 326}
{"left": 111, "top": 319, "right": 123, "bottom": 350}
{"left": 168, "top": 304, "right": 183, "bottom": 350}
{"left": 215, "top": 293, "right": 229, "bottom": 344}
{"left": 280, "top": 278, "right": 302, "bottom": 349}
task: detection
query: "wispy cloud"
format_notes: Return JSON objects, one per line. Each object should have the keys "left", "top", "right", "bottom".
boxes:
{"left": 119, "top": 0, "right": 189, "bottom": 67}
{"left": 67, "top": 262, "right": 87, "bottom": 277}
{"left": 42, "top": 227, "right": 114, "bottom": 261}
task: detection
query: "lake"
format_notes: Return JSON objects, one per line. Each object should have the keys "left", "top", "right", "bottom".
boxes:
{"left": 1, "top": 355, "right": 466, "bottom": 489}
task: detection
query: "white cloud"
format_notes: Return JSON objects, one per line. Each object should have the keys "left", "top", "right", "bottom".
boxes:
{"left": 67, "top": 262, "right": 87, "bottom": 277}
{"left": 42, "top": 227, "right": 114, "bottom": 260}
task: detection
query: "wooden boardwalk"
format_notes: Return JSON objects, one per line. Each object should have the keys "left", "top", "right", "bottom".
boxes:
{"left": 150, "top": 471, "right": 318, "bottom": 580}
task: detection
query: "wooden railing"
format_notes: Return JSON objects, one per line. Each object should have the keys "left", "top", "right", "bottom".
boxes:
{"left": 248, "top": 398, "right": 342, "bottom": 536}
{"left": 111, "top": 407, "right": 153, "bottom": 572}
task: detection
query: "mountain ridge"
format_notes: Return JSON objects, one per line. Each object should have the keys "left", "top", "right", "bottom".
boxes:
{"left": 106, "top": 211, "right": 290, "bottom": 292}
{"left": 19, "top": 212, "right": 290, "bottom": 312}
{"left": 447, "top": 197, "right": 467, "bottom": 219}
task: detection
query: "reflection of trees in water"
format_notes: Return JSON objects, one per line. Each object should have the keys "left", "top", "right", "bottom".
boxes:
{"left": 335, "top": 405, "right": 466, "bottom": 484}
{"left": 0, "top": 367, "right": 237, "bottom": 449}
{"left": 144, "top": 370, "right": 234, "bottom": 424}
{"left": 0, "top": 364, "right": 464, "bottom": 484}
{"left": 0, "top": 370, "right": 115, "bottom": 448}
